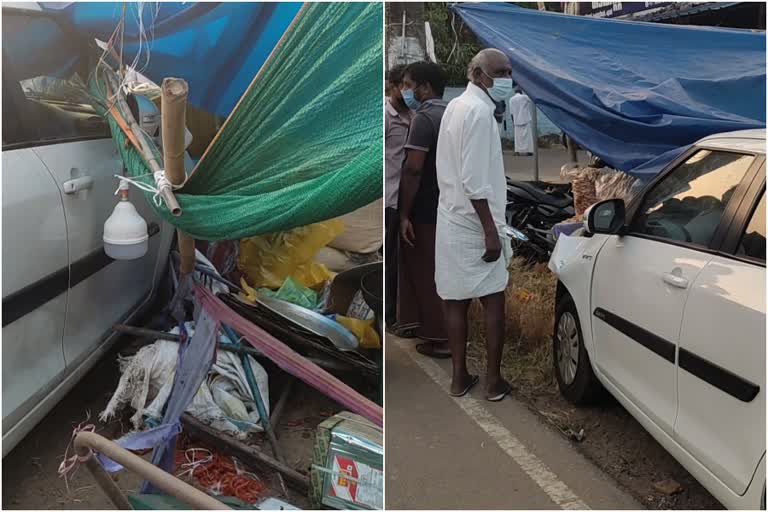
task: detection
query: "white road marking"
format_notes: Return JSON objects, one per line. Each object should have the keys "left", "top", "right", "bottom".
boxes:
{"left": 394, "top": 338, "right": 589, "bottom": 510}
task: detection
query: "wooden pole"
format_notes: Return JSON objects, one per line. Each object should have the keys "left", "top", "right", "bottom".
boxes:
{"left": 75, "top": 432, "right": 228, "bottom": 510}
{"left": 532, "top": 103, "right": 540, "bottom": 182}
{"left": 161, "top": 78, "right": 196, "bottom": 275}
{"left": 103, "top": 69, "right": 182, "bottom": 216}
{"left": 566, "top": 135, "right": 578, "bottom": 165}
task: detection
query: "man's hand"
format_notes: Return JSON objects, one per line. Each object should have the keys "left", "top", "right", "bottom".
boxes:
{"left": 470, "top": 198, "right": 502, "bottom": 263}
{"left": 482, "top": 231, "right": 502, "bottom": 262}
{"left": 400, "top": 218, "right": 416, "bottom": 248}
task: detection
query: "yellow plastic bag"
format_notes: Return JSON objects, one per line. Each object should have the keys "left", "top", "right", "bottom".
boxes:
{"left": 238, "top": 220, "right": 344, "bottom": 289}
{"left": 335, "top": 315, "right": 381, "bottom": 350}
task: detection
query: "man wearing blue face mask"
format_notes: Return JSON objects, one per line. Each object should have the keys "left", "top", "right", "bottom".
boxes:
{"left": 385, "top": 65, "right": 413, "bottom": 332}
{"left": 435, "top": 48, "right": 515, "bottom": 401}
{"left": 396, "top": 61, "right": 450, "bottom": 358}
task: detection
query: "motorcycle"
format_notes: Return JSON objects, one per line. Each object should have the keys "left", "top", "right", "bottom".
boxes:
{"left": 505, "top": 178, "right": 575, "bottom": 262}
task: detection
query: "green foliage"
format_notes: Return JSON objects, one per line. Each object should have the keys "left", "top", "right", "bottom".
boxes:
{"left": 426, "top": 2, "right": 561, "bottom": 85}
{"left": 425, "top": 3, "right": 481, "bottom": 85}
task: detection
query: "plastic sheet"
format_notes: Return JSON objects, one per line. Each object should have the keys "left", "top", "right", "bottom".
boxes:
{"left": 238, "top": 221, "right": 343, "bottom": 290}
{"left": 41, "top": 2, "right": 302, "bottom": 117}
{"left": 561, "top": 165, "right": 639, "bottom": 215}
{"left": 257, "top": 277, "right": 320, "bottom": 311}
{"left": 196, "top": 285, "right": 383, "bottom": 426}
{"left": 101, "top": 326, "right": 270, "bottom": 441}
{"left": 594, "top": 168, "right": 639, "bottom": 203}
{"left": 333, "top": 315, "right": 380, "bottom": 350}
{"left": 453, "top": 3, "right": 765, "bottom": 174}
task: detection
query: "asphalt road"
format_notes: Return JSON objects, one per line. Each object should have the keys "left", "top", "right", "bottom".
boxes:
{"left": 385, "top": 337, "right": 641, "bottom": 510}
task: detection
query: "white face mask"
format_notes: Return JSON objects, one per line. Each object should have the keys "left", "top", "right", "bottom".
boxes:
{"left": 482, "top": 70, "right": 514, "bottom": 102}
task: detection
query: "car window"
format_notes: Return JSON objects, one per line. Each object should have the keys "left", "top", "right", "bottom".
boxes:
{"left": 737, "top": 191, "right": 766, "bottom": 262}
{"left": 632, "top": 150, "right": 754, "bottom": 247}
{"left": 2, "top": 12, "right": 109, "bottom": 146}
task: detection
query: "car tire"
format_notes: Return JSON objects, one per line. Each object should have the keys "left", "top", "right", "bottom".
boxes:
{"left": 553, "top": 293, "right": 604, "bottom": 405}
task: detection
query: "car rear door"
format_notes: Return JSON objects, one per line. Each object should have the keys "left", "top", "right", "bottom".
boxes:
{"left": 591, "top": 148, "right": 757, "bottom": 436}
{"left": 674, "top": 161, "right": 765, "bottom": 495}
{"left": 3, "top": 10, "right": 167, "bottom": 371}
{"left": 1, "top": 55, "right": 68, "bottom": 450}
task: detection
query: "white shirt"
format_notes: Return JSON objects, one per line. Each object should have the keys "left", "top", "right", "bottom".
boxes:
{"left": 508, "top": 92, "right": 533, "bottom": 126}
{"left": 435, "top": 82, "right": 507, "bottom": 231}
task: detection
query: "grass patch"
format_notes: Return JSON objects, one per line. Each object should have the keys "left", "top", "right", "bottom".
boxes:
{"left": 465, "top": 258, "right": 559, "bottom": 398}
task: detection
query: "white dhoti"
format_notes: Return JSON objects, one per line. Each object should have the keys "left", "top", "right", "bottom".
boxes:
{"left": 514, "top": 123, "right": 534, "bottom": 154}
{"left": 434, "top": 210, "right": 511, "bottom": 301}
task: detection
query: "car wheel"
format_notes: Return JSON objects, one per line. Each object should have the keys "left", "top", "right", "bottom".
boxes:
{"left": 553, "top": 293, "right": 604, "bottom": 405}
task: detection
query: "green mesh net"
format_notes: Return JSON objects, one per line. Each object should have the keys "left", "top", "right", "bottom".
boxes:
{"left": 92, "top": 2, "right": 382, "bottom": 241}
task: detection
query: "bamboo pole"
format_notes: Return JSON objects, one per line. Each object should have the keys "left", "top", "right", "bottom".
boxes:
{"left": 161, "top": 78, "right": 196, "bottom": 275}
{"left": 74, "top": 432, "right": 229, "bottom": 510}
{"left": 103, "top": 69, "right": 182, "bottom": 216}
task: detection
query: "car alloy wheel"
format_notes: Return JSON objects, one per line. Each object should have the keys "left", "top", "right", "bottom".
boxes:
{"left": 556, "top": 311, "right": 579, "bottom": 385}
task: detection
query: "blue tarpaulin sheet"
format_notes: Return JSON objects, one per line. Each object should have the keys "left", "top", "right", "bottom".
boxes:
{"left": 40, "top": 2, "right": 302, "bottom": 118}
{"left": 452, "top": 3, "right": 766, "bottom": 175}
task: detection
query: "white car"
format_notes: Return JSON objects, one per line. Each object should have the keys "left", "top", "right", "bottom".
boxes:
{"left": 549, "top": 129, "right": 766, "bottom": 509}
{"left": 2, "top": 6, "right": 174, "bottom": 455}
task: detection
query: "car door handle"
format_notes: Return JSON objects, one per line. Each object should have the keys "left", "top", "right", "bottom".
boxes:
{"left": 63, "top": 176, "right": 94, "bottom": 194}
{"left": 662, "top": 272, "right": 689, "bottom": 289}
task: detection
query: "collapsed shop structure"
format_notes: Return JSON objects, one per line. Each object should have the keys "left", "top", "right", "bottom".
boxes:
{"left": 41, "top": 2, "right": 384, "bottom": 509}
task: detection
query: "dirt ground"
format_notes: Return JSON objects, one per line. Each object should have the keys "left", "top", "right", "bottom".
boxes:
{"left": 465, "top": 260, "right": 723, "bottom": 510}
{"left": 2, "top": 338, "right": 344, "bottom": 510}
{"left": 523, "top": 384, "right": 723, "bottom": 510}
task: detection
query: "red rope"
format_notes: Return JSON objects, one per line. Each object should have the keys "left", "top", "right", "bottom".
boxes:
{"left": 175, "top": 447, "right": 266, "bottom": 503}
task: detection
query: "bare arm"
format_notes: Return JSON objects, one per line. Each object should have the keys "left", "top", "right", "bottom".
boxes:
{"left": 470, "top": 198, "right": 501, "bottom": 262}
{"left": 399, "top": 149, "right": 426, "bottom": 223}
{"left": 398, "top": 149, "right": 426, "bottom": 247}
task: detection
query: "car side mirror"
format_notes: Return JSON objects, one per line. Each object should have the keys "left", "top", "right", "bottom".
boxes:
{"left": 584, "top": 199, "right": 626, "bottom": 235}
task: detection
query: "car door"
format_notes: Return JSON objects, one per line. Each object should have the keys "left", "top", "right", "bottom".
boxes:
{"left": 674, "top": 166, "right": 765, "bottom": 495}
{"left": 3, "top": 10, "right": 167, "bottom": 371}
{"left": 591, "top": 148, "right": 757, "bottom": 435}
{"left": 1, "top": 65, "right": 68, "bottom": 449}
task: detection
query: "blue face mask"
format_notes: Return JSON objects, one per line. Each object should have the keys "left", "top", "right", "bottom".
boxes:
{"left": 482, "top": 71, "right": 514, "bottom": 102}
{"left": 401, "top": 88, "right": 421, "bottom": 110}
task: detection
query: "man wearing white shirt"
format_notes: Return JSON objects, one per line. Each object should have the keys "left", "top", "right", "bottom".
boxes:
{"left": 508, "top": 86, "right": 534, "bottom": 156}
{"left": 435, "top": 48, "right": 514, "bottom": 401}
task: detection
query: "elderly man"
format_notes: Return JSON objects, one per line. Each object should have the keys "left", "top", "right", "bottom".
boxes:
{"left": 435, "top": 48, "right": 514, "bottom": 400}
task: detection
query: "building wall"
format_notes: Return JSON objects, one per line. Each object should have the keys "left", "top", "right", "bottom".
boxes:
{"left": 386, "top": 2, "right": 427, "bottom": 69}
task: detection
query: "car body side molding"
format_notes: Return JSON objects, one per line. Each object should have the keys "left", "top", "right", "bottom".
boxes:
{"left": 593, "top": 307, "right": 760, "bottom": 403}
{"left": 2, "top": 222, "right": 160, "bottom": 327}
{"left": 593, "top": 307, "right": 676, "bottom": 363}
